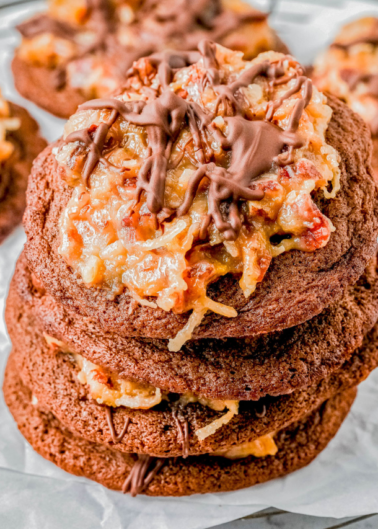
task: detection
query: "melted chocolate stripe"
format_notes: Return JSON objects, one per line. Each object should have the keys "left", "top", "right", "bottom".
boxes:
{"left": 65, "top": 107, "right": 121, "bottom": 184}
{"left": 17, "top": 14, "right": 78, "bottom": 40}
{"left": 172, "top": 411, "right": 189, "bottom": 458}
{"left": 126, "top": 50, "right": 201, "bottom": 89}
{"left": 122, "top": 455, "right": 165, "bottom": 496}
{"left": 105, "top": 407, "right": 130, "bottom": 444}
{"left": 266, "top": 75, "right": 307, "bottom": 120}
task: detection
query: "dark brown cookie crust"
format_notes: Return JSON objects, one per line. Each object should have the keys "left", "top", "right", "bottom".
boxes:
{"left": 0, "top": 103, "right": 46, "bottom": 243}
{"left": 3, "top": 357, "right": 356, "bottom": 496}
{"left": 12, "top": 253, "right": 378, "bottom": 401}
{"left": 7, "top": 289, "right": 378, "bottom": 456}
{"left": 23, "top": 96, "right": 378, "bottom": 340}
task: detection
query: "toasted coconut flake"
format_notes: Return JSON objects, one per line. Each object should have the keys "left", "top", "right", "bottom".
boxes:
{"left": 213, "top": 433, "right": 278, "bottom": 459}
{"left": 195, "top": 401, "right": 239, "bottom": 441}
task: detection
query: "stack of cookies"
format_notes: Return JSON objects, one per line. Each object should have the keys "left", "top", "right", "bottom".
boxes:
{"left": 3, "top": 42, "right": 378, "bottom": 496}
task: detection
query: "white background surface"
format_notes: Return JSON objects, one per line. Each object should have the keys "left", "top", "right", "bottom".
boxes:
{"left": 1, "top": 1, "right": 378, "bottom": 528}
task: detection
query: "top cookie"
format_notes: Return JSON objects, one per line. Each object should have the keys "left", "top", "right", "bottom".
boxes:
{"left": 24, "top": 43, "right": 378, "bottom": 347}
{"left": 12, "top": 0, "right": 287, "bottom": 118}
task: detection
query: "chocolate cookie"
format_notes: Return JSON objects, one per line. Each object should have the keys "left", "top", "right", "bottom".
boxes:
{"left": 12, "top": 253, "right": 378, "bottom": 401}
{"left": 7, "top": 293, "right": 378, "bottom": 456}
{"left": 3, "top": 356, "right": 356, "bottom": 496}
{"left": 23, "top": 96, "right": 378, "bottom": 340}
{"left": 0, "top": 103, "right": 46, "bottom": 243}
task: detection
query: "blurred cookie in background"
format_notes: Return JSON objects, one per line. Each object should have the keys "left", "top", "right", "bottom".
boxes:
{"left": 313, "top": 17, "right": 378, "bottom": 179}
{"left": 0, "top": 91, "right": 46, "bottom": 243}
{"left": 12, "top": 0, "right": 288, "bottom": 118}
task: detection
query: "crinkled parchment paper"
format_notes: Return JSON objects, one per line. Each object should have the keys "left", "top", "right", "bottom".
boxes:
{"left": 1, "top": 1, "right": 378, "bottom": 527}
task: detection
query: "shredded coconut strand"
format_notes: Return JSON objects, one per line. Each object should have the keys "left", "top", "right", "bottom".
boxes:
{"left": 130, "top": 219, "right": 188, "bottom": 250}
{"left": 169, "top": 301, "right": 237, "bottom": 351}
{"left": 195, "top": 401, "right": 239, "bottom": 441}
{"left": 168, "top": 309, "right": 207, "bottom": 352}
{"left": 129, "top": 291, "right": 157, "bottom": 309}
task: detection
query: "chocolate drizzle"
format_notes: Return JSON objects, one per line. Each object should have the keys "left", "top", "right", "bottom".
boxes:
{"left": 64, "top": 41, "right": 313, "bottom": 240}
{"left": 17, "top": 14, "right": 78, "bottom": 41}
{"left": 77, "top": 86, "right": 212, "bottom": 213}
{"left": 122, "top": 455, "right": 165, "bottom": 496}
{"left": 105, "top": 407, "right": 130, "bottom": 444}
{"left": 65, "top": 104, "right": 127, "bottom": 184}
{"left": 172, "top": 411, "right": 189, "bottom": 458}
{"left": 126, "top": 50, "right": 201, "bottom": 89}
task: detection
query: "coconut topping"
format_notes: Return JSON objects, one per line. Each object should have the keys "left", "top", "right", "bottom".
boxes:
{"left": 55, "top": 42, "right": 340, "bottom": 350}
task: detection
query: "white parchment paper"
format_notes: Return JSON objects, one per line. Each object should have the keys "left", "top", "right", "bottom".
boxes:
{"left": 1, "top": 1, "right": 378, "bottom": 527}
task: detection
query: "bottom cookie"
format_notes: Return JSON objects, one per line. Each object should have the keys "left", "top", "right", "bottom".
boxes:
{"left": 3, "top": 355, "right": 356, "bottom": 497}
